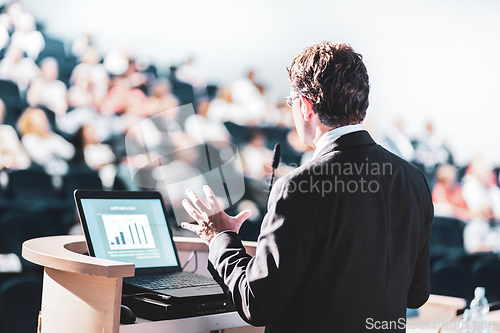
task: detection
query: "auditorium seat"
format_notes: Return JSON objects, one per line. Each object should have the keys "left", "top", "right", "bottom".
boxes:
{"left": 430, "top": 259, "right": 472, "bottom": 302}
{"left": 6, "top": 169, "right": 62, "bottom": 211}
{"left": 61, "top": 169, "right": 103, "bottom": 199}
{"left": 224, "top": 122, "right": 250, "bottom": 147}
{"left": 0, "top": 274, "right": 43, "bottom": 333}
{"left": 0, "top": 79, "right": 25, "bottom": 126}
{"left": 59, "top": 169, "right": 103, "bottom": 232}
{"left": 36, "top": 35, "right": 66, "bottom": 63}
{"left": 430, "top": 216, "right": 466, "bottom": 260}
{"left": 471, "top": 257, "right": 500, "bottom": 303}
{"left": 0, "top": 212, "right": 60, "bottom": 272}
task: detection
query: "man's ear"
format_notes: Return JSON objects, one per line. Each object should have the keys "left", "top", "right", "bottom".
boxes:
{"left": 300, "top": 96, "right": 314, "bottom": 121}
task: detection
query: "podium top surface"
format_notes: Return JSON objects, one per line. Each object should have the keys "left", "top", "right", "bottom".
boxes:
{"left": 22, "top": 235, "right": 135, "bottom": 278}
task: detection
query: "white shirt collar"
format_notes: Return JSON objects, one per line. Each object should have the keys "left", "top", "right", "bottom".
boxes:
{"left": 312, "top": 124, "right": 365, "bottom": 160}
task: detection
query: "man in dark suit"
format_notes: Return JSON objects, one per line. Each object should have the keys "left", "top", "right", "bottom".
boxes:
{"left": 181, "top": 42, "right": 433, "bottom": 332}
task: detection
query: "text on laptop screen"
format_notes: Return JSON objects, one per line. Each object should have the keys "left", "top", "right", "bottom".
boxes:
{"left": 81, "top": 198, "right": 178, "bottom": 268}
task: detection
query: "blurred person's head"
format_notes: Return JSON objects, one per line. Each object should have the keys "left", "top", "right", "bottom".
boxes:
{"left": 77, "top": 123, "right": 98, "bottom": 146}
{"left": 287, "top": 42, "right": 369, "bottom": 145}
{"left": 248, "top": 130, "right": 266, "bottom": 148}
{"left": 217, "top": 86, "right": 233, "bottom": 103}
{"left": 18, "top": 108, "right": 50, "bottom": 137}
{"left": 15, "top": 12, "right": 35, "bottom": 33}
{"left": 150, "top": 80, "right": 171, "bottom": 99}
{"left": 436, "top": 165, "right": 457, "bottom": 188}
{"left": 6, "top": 3, "right": 23, "bottom": 26}
{"left": 82, "top": 47, "right": 101, "bottom": 66}
{"left": 426, "top": 121, "right": 434, "bottom": 134}
{"left": 196, "top": 99, "right": 210, "bottom": 118}
{"left": 247, "top": 70, "right": 255, "bottom": 83}
{"left": 40, "top": 57, "right": 58, "bottom": 82}
{"left": 469, "top": 157, "right": 495, "bottom": 188}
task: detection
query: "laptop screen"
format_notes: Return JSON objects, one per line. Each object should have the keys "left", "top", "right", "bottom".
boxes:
{"left": 80, "top": 197, "right": 179, "bottom": 269}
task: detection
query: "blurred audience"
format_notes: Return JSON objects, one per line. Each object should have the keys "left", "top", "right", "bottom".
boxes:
{"left": 413, "top": 121, "right": 453, "bottom": 171}
{"left": 147, "top": 80, "right": 179, "bottom": 117}
{"left": 231, "top": 70, "right": 267, "bottom": 125}
{"left": 241, "top": 130, "right": 272, "bottom": 180}
{"left": 207, "top": 85, "right": 243, "bottom": 124}
{"left": 0, "top": 99, "right": 30, "bottom": 170}
{"left": 461, "top": 157, "right": 500, "bottom": 253}
{"left": 70, "top": 46, "right": 109, "bottom": 108}
{"left": 462, "top": 157, "right": 500, "bottom": 220}
{"left": 10, "top": 12, "right": 44, "bottom": 59}
{"left": 0, "top": 5, "right": 498, "bottom": 258}
{"left": 432, "top": 165, "right": 469, "bottom": 220}
{"left": 18, "top": 108, "right": 74, "bottom": 175}
{"left": 27, "top": 57, "right": 68, "bottom": 116}
{"left": 382, "top": 119, "right": 415, "bottom": 162}
{"left": 73, "top": 123, "right": 115, "bottom": 170}
{"left": 0, "top": 46, "right": 39, "bottom": 91}
{"left": 176, "top": 56, "right": 207, "bottom": 92}
{"left": 185, "top": 99, "right": 229, "bottom": 144}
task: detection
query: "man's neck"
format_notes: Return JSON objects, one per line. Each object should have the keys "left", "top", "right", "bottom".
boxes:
{"left": 311, "top": 124, "right": 336, "bottom": 149}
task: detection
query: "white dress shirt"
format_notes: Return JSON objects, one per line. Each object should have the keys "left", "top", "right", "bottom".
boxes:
{"left": 312, "top": 123, "right": 366, "bottom": 160}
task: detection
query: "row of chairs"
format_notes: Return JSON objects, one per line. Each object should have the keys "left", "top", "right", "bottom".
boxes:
{"left": 0, "top": 274, "right": 42, "bottom": 333}
{"left": 429, "top": 216, "right": 500, "bottom": 304}
{"left": 0, "top": 167, "right": 103, "bottom": 209}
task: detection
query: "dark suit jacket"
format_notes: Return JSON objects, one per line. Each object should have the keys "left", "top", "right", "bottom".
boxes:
{"left": 208, "top": 131, "right": 433, "bottom": 332}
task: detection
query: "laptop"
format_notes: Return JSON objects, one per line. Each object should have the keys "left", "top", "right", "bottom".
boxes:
{"left": 74, "top": 189, "right": 228, "bottom": 303}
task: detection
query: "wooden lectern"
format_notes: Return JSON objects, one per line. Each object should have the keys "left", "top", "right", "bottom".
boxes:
{"left": 22, "top": 235, "right": 261, "bottom": 333}
{"left": 22, "top": 235, "right": 134, "bottom": 333}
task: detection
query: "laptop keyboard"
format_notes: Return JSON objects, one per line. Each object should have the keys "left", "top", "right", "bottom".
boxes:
{"left": 128, "top": 272, "right": 218, "bottom": 290}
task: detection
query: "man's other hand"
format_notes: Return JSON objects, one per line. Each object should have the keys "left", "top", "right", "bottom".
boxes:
{"left": 180, "top": 185, "right": 252, "bottom": 245}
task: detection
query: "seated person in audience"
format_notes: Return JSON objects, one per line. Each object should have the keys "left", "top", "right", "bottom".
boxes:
{"left": 0, "top": 46, "right": 40, "bottom": 91}
{"left": 146, "top": 80, "right": 179, "bottom": 117}
{"left": 0, "top": 99, "right": 30, "bottom": 170}
{"left": 462, "top": 157, "right": 500, "bottom": 253}
{"left": 70, "top": 46, "right": 109, "bottom": 107}
{"left": 462, "top": 157, "right": 500, "bottom": 220}
{"left": 231, "top": 70, "right": 267, "bottom": 125}
{"left": 207, "top": 85, "right": 243, "bottom": 124}
{"left": 464, "top": 206, "right": 500, "bottom": 253}
{"left": 100, "top": 76, "right": 147, "bottom": 115}
{"left": 10, "top": 12, "right": 44, "bottom": 59}
{"left": 432, "top": 164, "right": 469, "bottom": 220}
{"left": 27, "top": 57, "right": 68, "bottom": 116}
{"left": 413, "top": 121, "right": 453, "bottom": 171}
{"left": 240, "top": 130, "right": 273, "bottom": 180}
{"left": 73, "top": 123, "right": 115, "bottom": 170}
{"left": 73, "top": 123, "right": 117, "bottom": 189}
{"left": 382, "top": 119, "right": 415, "bottom": 162}
{"left": 185, "top": 99, "right": 230, "bottom": 144}
{"left": 68, "top": 73, "right": 94, "bottom": 109}
{"left": 0, "top": 2, "right": 23, "bottom": 34}
{"left": 176, "top": 56, "right": 207, "bottom": 92}
{"left": 18, "top": 108, "right": 74, "bottom": 175}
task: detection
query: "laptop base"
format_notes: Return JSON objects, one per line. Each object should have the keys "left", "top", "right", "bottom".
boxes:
{"left": 122, "top": 294, "right": 237, "bottom": 321}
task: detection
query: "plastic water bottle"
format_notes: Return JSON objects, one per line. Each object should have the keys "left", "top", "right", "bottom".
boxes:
{"left": 470, "top": 287, "right": 489, "bottom": 333}
{"left": 460, "top": 309, "right": 472, "bottom": 333}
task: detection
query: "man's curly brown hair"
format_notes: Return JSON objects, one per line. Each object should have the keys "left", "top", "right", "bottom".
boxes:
{"left": 287, "top": 42, "right": 370, "bottom": 127}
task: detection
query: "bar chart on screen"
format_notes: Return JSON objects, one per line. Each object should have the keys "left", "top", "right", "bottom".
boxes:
{"left": 101, "top": 214, "right": 156, "bottom": 250}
